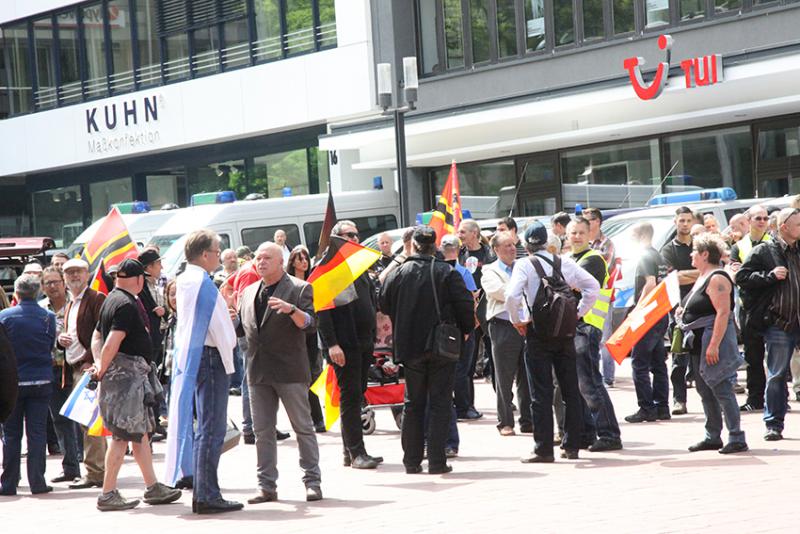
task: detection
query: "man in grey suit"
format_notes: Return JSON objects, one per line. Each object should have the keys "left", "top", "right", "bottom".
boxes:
{"left": 237, "top": 242, "right": 322, "bottom": 503}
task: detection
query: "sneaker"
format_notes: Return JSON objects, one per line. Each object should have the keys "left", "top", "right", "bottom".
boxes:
{"left": 740, "top": 402, "right": 763, "bottom": 412}
{"left": 445, "top": 447, "right": 459, "bottom": 458}
{"left": 764, "top": 428, "right": 783, "bottom": 441}
{"left": 560, "top": 449, "right": 579, "bottom": 460}
{"left": 143, "top": 482, "right": 182, "bottom": 505}
{"left": 553, "top": 432, "right": 564, "bottom": 445}
{"left": 671, "top": 402, "right": 687, "bottom": 415}
{"left": 604, "top": 380, "right": 615, "bottom": 388}
{"left": 456, "top": 409, "right": 483, "bottom": 421}
{"left": 688, "top": 439, "right": 723, "bottom": 452}
{"left": 719, "top": 442, "right": 749, "bottom": 454}
{"left": 97, "top": 490, "right": 140, "bottom": 511}
{"left": 733, "top": 382, "right": 746, "bottom": 394}
{"left": 625, "top": 409, "right": 657, "bottom": 423}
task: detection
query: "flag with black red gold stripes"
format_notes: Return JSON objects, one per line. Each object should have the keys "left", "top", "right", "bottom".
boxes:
{"left": 79, "top": 207, "right": 139, "bottom": 294}
{"left": 307, "top": 236, "right": 380, "bottom": 311}
{"left": 429, "top": 160, "right": 462, "bottom": 246}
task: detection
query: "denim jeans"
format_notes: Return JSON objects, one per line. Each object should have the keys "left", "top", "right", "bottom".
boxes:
{"left": 691, "top": 352, "right": 745, "bottom": 444}
{"left": 630, "top": 317, "right": 670, "bottom": 414}
{"left": 1, "top": 383, "right": 52, "bottom": 494}
{"left": 575, "top": 322, "right": 621, "bottom": 441}
{"left": 193, "top": 347, "right": 230, "bottom": 503}
{"left": 600, "top": 308, "right": 621, "bottom": 384}
{"left": 49, "top": 367, "right": 81, "bottom": 479}
{"left": 230, "top": 344, "right": 244, "bottom": 391}
{"left": 763, "top": 326, "right": 800, "bottom": 431}
{"left": 240, "top": 336, "right": 253, "bottom": 436}
{"left": 454, "top": 331, "right": 476, "bottom": 416}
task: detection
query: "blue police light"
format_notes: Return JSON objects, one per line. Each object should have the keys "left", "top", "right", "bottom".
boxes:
{"left": 646, "top": 187, "right": 737, "bottom": 207}
{"left": 113, "top": 201, "right": 151, "bottom": 214}
{"left": 282, "top": 187, "right": 293, "bottom": 197}
{"left": 575, "top": 203, "right": 583, "bottom": 216}
{"left": 373, "top": 176, "right": 384, "bottom": 190}
{"left": 191, "top": 191, "right": 237, "bottom": 206}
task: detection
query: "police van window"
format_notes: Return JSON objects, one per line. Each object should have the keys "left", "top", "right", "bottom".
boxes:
{"left": 724, "top": 208, "right": 746, "bottom": 222}
{"left": 241, "top": 225, "right": 300, "bottom": 251}
{"left": 303, "top": 215, "right": 398, "bottom": 257}
{"left": 220, "top": 234, "right": 231, "bottom": 251}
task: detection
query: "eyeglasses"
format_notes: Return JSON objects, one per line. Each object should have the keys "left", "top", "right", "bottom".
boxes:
{"left": 43, "top": 280, "right": 63, "bottom": 286}
{"left": 340, "top": 232, "right": 359, "bottom": 239}
{"left": 207, "top": 248, "right": 221, "bottom": 256}
{"left": 752, "top": 216, "right": 769, "bottom": 222}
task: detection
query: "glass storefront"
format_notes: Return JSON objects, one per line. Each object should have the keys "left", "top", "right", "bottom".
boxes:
{"left": 431, "top": 159, "right": 516, "bottom": 219}
{"left": 90, "top": 177, "right": 133, "bottom": 220}
{"left": 33, "top": 186, "right": 84, "bottom": 247}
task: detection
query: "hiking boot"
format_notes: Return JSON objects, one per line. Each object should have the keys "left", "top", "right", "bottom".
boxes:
{"left": 97, "top": 490, "right": 140, "bottom": 511}
{"left": 143, "top": 482, "right": 182, "bottom": 505}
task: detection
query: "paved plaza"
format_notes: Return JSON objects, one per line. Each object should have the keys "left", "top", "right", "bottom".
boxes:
{"left": 3, "top": 363, "right": 798, "bottom": 534}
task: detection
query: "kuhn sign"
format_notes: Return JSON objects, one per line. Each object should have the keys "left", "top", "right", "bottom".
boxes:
{"left": 623, "top": 35, "right": 723, "bottom": 101}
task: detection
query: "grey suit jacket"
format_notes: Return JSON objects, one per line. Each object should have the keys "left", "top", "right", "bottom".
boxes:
{"left": 238, "top": 273, "right": 315, "bottom": 385}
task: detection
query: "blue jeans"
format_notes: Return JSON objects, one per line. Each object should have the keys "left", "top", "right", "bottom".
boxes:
{"left": 193, "top": 347, "right": 230, "bottom": 503}
{"left": 239, "top": 336, "right": 253, "bottom": 436}
{"left": 49, "top": 368, "right": 81, "bottom": 479}
{"left": 454, "top": 331, "right": 476, "bottom": 416}
{"left": 2, "top": 383, "right": 52, "bottom": 494}
{"left": 630, "top": 317, "right": 670, "bottom": 414}
{"left": 691, "top": 352, "right": 745, "bottom": 444}
{"left": 575, "top": 322, "right": 621, "bottom": 441}
{"left": 763, "top": 326, "right": 800, "bottom": 431}
{"left": 231, "top": 344, "right": 244, "bottom": 390}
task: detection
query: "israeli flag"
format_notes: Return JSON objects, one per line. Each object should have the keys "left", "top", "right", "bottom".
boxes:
{"left": 60, "top": 372, "right": 99, "bottom": 427}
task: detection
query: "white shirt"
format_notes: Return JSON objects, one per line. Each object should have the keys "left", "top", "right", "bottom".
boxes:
{"left": 504, "top": 251, "right": 600, "bottom": 325}
{"left": 482, "top": 259, "right": 526, "bottom": 322}
{"left": 281, "top": 245, "right": 291, "bottom": 266}
{"left": 65, "top": 286, "right": 88, "bottom": 364}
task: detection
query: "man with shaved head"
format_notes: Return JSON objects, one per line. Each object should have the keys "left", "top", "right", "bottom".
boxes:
{"left": 237, "top": 241, "right": 321, "bottom": 503}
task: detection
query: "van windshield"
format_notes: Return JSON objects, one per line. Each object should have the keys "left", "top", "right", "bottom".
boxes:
{"left": 602, "top": 216, "right": 675, "bottom": 261}
{"left": 149, "top": 234, "right": 183, "bottom": 257}
{"left": 159, "top": 234, "right": 189, "bottom": 278}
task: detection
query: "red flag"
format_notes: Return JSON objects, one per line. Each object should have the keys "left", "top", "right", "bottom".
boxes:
{"left": 310, "top": 365, "right": 340, "bottom": 431}
{"left": 429, "top": 161, "right": 462, "bottom": 246}
{"left": 315, "top": 188, "right": 338, "bottom": 260}
{"left": 307, "top": 236, "right": 381, "bottom": 311}
{"left": 605, "top": 272, "right": 681, "bottom": 364}
{"left": 79, "top": 207, "right": 139, "bottom": 295}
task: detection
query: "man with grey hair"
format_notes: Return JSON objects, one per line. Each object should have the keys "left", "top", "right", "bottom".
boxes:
{"left": 0, "top": 274, "right": 56, "bottom": 495}
{"left": 214, "top": 248, "right": 239, "bottom": 287}
{"left": 274, "top": 229, "right": 291, "bottom": 265}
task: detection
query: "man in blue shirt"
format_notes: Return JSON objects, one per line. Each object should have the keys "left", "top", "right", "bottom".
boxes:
{"left": 0, "top": 274, "right": 56, "bottom": 496}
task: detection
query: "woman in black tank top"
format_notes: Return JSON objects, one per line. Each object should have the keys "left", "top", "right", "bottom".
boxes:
{"left": 678, "top": 234, "right": 748, "bottom": 454}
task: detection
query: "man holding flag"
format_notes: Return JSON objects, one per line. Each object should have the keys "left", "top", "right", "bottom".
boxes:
{"left": 166, "top": 229, "right": 241, "bottom": 515}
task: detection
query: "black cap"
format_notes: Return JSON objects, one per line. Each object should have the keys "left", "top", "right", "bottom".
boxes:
{"left": 116, "top": 258, "right": 147, "bottom": 278}
{"left": 523, "top": 220, "right": 548, "bottom": 246}
{"left": 412, "top": 225, "right": 436, "bottom": 245}
{"left": 137, "top": 248, "right": 161, "bottom": 267}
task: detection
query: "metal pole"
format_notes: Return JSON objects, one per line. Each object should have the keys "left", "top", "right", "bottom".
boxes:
{"left": 394, "top": 108, "right": 409, "bottom": 227}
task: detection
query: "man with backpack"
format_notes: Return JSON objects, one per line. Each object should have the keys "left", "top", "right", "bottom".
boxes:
{"left": 505, "top": 221, "right": 600, "bottom": 463}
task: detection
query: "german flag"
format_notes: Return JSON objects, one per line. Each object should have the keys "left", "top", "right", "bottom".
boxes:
{"left": 310, "top": 364, "right": 340, "bottom": 431}
{"left": 429, "top": 160, "right": 462, "bottom": 246}
{"left": 315, "top": 187, "right": 337, "bottom": 260}
{"left": 80, "top": 207, "right": 139, "bottom": 295}
{"left": 307, "top": 236, "right": 380, "bottom": 311}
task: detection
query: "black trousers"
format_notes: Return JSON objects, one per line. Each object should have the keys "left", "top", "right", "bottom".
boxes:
{"left": 401, "top": 352, "right": 456, "bottom": 470}
{"left": 332, "top": 344, "right": 372, "bottom": 459}
{"left": 743, "top": 328, "right": 766, "bottom": 407}
{"left": 525, "top": 334, "right": 583, "bottom": 456}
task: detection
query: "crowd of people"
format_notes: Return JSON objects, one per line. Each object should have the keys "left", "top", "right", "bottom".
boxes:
{"left": 2, "top": 198, "right": 800, "bottom": 513}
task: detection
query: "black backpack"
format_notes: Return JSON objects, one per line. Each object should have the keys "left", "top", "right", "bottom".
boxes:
{"left": 528, "top": 255, "right": 579, "bottom": 340}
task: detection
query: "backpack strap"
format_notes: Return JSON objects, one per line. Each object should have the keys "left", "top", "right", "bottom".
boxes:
{"left": 531, "top": 253, "right": 565, "bottom": 281}
{"left": 529, "top": 256, "right": 546, "bottom": 279}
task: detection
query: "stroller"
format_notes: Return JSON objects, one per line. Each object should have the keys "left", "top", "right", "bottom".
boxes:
{"left": 361, "top": 310, "right": 405, "bottom": 434}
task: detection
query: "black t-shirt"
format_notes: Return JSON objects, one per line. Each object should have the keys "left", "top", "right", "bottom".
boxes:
{"left": 635, "top": 247, "right": 668, "bottom": 303}
{"left": 572, "top": 249, "right": 606, "bottom": 286}
{"left": 660, "top": 238, "right": 694, "bottom": 299}
{"left": 97, "top": 288, "right": 153, "bottom": 361}
{"left": 255, "top": 281, "right": 279, "bottom": 327}
{"left": 459, "top": 245, "right": 494, "bottom": 290}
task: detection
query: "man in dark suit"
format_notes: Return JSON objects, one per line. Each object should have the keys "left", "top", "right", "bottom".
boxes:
{"left": 238, "top": 242, "right": 322, "bottom": 504}
{"left": 58, "top": 258, "right": 108, "bottom": 490}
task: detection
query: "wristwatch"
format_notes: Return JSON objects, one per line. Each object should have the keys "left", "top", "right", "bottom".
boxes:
{"left": 289, "top": 304, "right": 297, "bottom": 315}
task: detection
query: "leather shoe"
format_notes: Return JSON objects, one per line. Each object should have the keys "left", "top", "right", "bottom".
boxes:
{"left": 305, "top": 486, "right": 322, "bottom": 502}
{"left": 719, "top": 442, "right": 749, "bottom": 454}
{"left": 51, "top": 473, "right": 79, "bottom": 483}
{"left": 69, "top": 477, "right": 103, "bottom": 489}
{"left": 588, "top": 438, "right": 623, "bottom": 452}
{"left": 32, "top": 485, "right": 53, "bottom": 495}
{"left": 405, "top": 465, "right": 423, "bottom": 474}
{"left": 688, "top": 440, "right": 723, "bottom": 452}
{"left": 428, "top": 464, "right": 452, "bottom": 474}
{"left": 351, "top": 454, "right": 379, "bottom": 469}
{"left": 560, "top": 449, "right": 579, "bottom": 460}
{"left": 520, "top": 454, "right": 555, "bottom": 463}
{"left": 314, "top": 421, "right": 327, "bottom": 433}
{"left": 365, "top": 454, "right": 384, "bottom": 464}
{"left": 518, "top": 424, "right": 533, "bottom": 434}
{"left": 243, "top": 434, "right": 255, "bottom": 445}
{"left": 194, "top": 499, "right": 244, "bottom": 514}
{"left": 247, "top": 489, "right": 278, "bottom": 504}
{"left": 174, "top": 476, "right": 193, "bottom": 490}
{"left": 276, "top": 430, "right": 290, "bottom": 441}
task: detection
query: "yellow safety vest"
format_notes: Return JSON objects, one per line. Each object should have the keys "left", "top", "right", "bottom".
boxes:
{"left": 576, "top": 249, "right": 613, "bottom": 331}
{"left": 736, "top": 233, "right": 771, "bottom": 263}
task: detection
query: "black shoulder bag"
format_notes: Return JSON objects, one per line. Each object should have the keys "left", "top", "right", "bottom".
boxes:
{"left": 429, "top": 259, "right": 462, "bottom": 362}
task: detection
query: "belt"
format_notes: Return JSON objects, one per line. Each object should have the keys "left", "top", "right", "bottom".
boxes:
{"left": 488, "top": 317, "right": 511, "bottom": 324}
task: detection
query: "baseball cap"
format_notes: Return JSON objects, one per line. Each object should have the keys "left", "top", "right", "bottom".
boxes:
{"left": 62, "top": 258, "right": 89, "bottom": 271}
{"left": 523, "top": 220, "right": 548, "bottom": 246}
{"left": 116, "top": 258, "right": 147, "bottom": 278}
{"left": 137, "top": 248, "right": 161, "bottom": 267}
{"left": 22, "top": 262, "right": 43, "bottom": 273}
{"left": 412, "top": 225, "right": 436, "bottom": 245}
{"left": 440, "top": 234, "right": 461, "bottom": 248}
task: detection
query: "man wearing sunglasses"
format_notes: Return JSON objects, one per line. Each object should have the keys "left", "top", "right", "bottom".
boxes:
{"left": 730, "top": 205, "right": 772, "bottom": 412}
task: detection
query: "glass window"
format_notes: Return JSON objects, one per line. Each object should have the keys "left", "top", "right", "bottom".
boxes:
{"left": 90, "top": 178, "right": 133, "bottom": 220}
{"left": 758, "top": 125, "right": 800, "bottom": 160}
{"left": 253, "top": 0, "right": 283, "bottom": 62}
{"left": 57, "top": 10, "right": 82, "bottom": 104}
{"left": 253, "top": 149, "right": 311, "bottom": 198}
{"left": 525, "top": 0, "right": 546, "bottom": 51}
{"left": 496, "top": 0, "right": 518, "bottom": 58}
{"left": 553, "top": 0, "right": 575, "bottom": 46}
{"left": 5, "top": 24, "right": 33, "bottom": 114}
{"left": 664, "top": 127, "right": 754, "bottom": 198}
{"left": 188, "top": 160, "right": 246, "bottom": 197}
{"left": 645, "top": 0, "right": 670, "bottom": 28}
{"left": 222, "top": 18, "right": 250, "bottom": 70}
{"left": 680, "top": 0, "right": 705, "bottom": 20}
{"left": 714, "top": 0, "right": 742, "bottom": 14}
{"left": 33, "top": 186, "right": 84, "bottom": 248}
{"left": 613, "top": 0, "right": 635, "bottom": 33}
{"left": 443, "top": 0, "right": 465, "bottom": 68}
{"left": 146, "top": 175, "right": 179, "bottom": 207}
{"left": 108, "top": 0, "right": 134, "bottom": 93}
{"left": 303, "top": 215, "right": 398, "bottom": 257}
{"left": 33, "top": 16, "right": 57, "bottom": 109}
{"left": 192, "top": 26, "right": 220, "bottom": 76}
{"left": 583, "top": 0, "right": 604, "bottom": 40}
{"left": 561, "top": 139, "right": 661, "bottom": 209}
{"left": 81, "top": 3, "right": 108, "bottom": 100}
{"left": 418, "top": 0, "right": 440, "bottom": 74}
{"left": 241, "top": 224, "right": 301, "bottom": 251}
{"left": 317, "top": 0, "right": 337, "bottom": 48}
{"left": 470, "top": 0, "right": 491, "bottom": 64}
{"left": 164, "top": 33, "right": 190, "bottom": 82}
{"left": 308, "top": 147, "right": 330, "bottom": 193}
{"left": 285, "top": 0, "right": 315, "bottom": 55}
{"left": 432, "top": 160, "right": 516, "bottom": 219}
{"left": 135, "top": 0, "right": 161, "bottom": 86}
